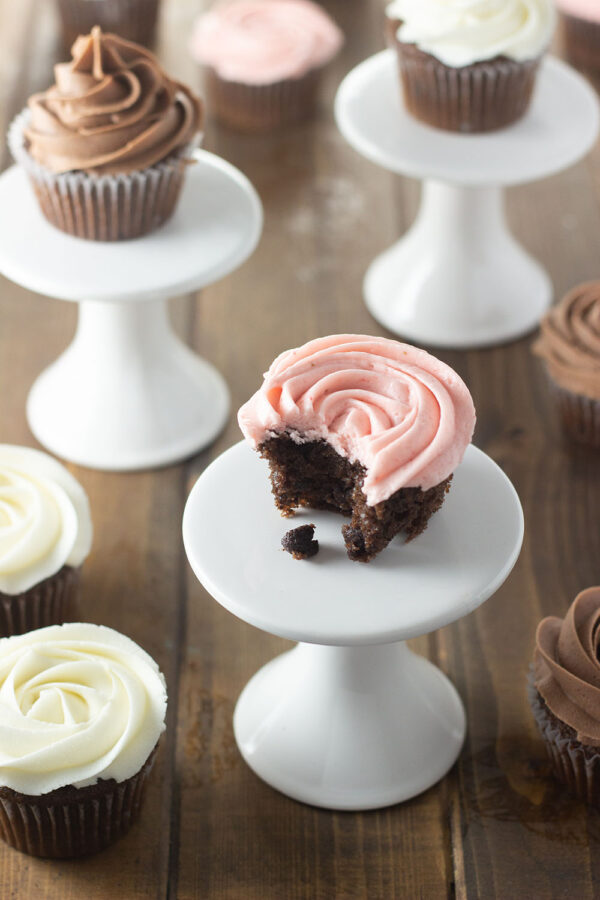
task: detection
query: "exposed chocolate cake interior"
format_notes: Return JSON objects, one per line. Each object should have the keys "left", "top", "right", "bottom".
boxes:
{"left": 261, "top": 434, "right": 451, "bottom": 562}
{"left": 281, "top": 524, "right": 319, "bottom": 560}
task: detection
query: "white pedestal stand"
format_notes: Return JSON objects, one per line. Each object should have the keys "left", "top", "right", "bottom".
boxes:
{"left": 183, "top": 442, "right": 524, "bottom": 810}
{"left": 335, "top": 52, "right": 599, "bottom": 348}
{"left": 0, "top": 151, "right": 263, "bottom": 470}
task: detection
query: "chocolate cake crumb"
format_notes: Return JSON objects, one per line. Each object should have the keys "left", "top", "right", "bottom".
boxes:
{"left": 282, "top": 524, "right": 319, "bottom": 560}
{"left": 261, "top": 435, "right": 451, "bottom": 562}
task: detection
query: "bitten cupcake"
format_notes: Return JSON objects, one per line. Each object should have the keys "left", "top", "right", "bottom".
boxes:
{"left": 189, "top": 0, "right": 344, "bottom": 132}
{"left": 0, "top": 623, "right": 167, "bottom": 857}
{"left": 0, "top": 445, "right": 92, "bottom": 637}
{"left": 385, "top": 0, "right": 556, "bottom": 133}
{"left": 533, "top": 281, "right": 600, "bottom": 447}
{"left": 55, "top": 0, "right": 161, "bottom": 50}
{"left": 238, "top": 335, "right": 476, "bottom": 562}
{"left": 9, "top": 27, "right": 202, "bottom": 241}
{"left": 529, "top": 587, "right": 600, "bottom": 807}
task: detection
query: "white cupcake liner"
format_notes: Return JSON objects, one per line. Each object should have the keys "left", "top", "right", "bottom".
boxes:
{"left": 9, "top": 110, "right": 198, "bottom": 241}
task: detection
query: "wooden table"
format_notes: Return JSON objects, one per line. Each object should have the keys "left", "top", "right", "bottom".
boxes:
{"left": 0, "top": 1, "right": 599, "bottom": 897}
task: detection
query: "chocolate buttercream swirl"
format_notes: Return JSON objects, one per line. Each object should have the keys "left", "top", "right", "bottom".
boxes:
{"left": 533, "top": 282, "right": 600, "bottom": 400}
{"left": 534, "top": 587, "right": 600, "bottom": 745}
{"left": 24, "top": 27, "right": 202, "bottom": 175}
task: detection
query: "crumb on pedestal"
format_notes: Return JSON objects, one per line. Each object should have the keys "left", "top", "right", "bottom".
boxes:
{"left": 281, "top": 524, "right": 319, "bottom": 560}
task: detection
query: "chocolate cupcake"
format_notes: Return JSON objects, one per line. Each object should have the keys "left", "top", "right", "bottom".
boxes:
{"left": 238, "top": 335, "right": 476, "bottom": 562}
{"left": 556, "top": 1, "right": 600, "bottom": 73}
{"left": 533, "top": 282, "right": 600, "bottom": 448}
{"left": 0, "top": 445, "right": 92, "bottom": 637}
{"left": 55, "top": 0, "right": 161, "bottom": 50}
{"left": 385, "top": 0, "right": 555, "bottom": 133}
{"left": 529, "top": 587, "right": 600, "bottom": 807}
{"left": 189, "top": 0, "right": 343, "bottom": 133}
{"left": 0, "top": 623, "right": 167, "bottom": 857}
{"left": 9, "top": 27, "right": 202, "bottom": 241}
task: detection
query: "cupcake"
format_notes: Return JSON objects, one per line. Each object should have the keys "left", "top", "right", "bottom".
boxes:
{"left": 385, "top": 0, "right": 556, "bottom": 133}
{"left": 55, "top": 0, "right": 161, "bottom": 50}
{"left": 0, "top": 623, "right": 167, "bottom": 857}
{"left": 556, "top": 1, "right": 600, "bottom": 72}
{"left": 238, "top": 335, "right": 476, "bottom": 562}
{"left": 189, "top": 0, "right": 344, "bottom": 133}
{"left": 0, "top": 445, "right": 92, "bottom": 637}
{"left": 533, "top": 281, "right": 600, "bottom": 447}
{"left": 529, "top": 587, "right": 600, "bottom": 807}
{"left": 8, "top": 27, "right": 203, "bottom": 241}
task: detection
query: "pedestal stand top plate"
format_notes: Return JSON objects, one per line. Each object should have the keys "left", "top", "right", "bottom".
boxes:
{"left": 183, "top": 441, "right": 524, "bottom": 646}
{"left": 0, "top": 149, "right": 263, "bottom": 302}
{"left": 335, "top": 51, "right": 599, "bottom": 186}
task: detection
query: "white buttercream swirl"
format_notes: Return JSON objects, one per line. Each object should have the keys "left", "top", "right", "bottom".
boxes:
{"left": 0, "top": 446, "right": 92, "bottom": 596}
{"left": 0, "top": 623, "right": 167, "bottom": 794}
{"left": 386, "top": 0, "right": 556, "bottom": 67}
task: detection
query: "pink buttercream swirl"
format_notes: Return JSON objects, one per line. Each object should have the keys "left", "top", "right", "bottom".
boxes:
{"left": 238, "top": 335, "right": 476, "bottom": 506}
{"left": 189, "top": 0, "right": 344, "bottom": 85}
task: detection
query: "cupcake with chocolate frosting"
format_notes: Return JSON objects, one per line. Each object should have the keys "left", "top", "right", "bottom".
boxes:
{"left": 9, "top": 27, "right": 203, "bottom": 240}
{"left": 533, "top": 281, "right": 600, "bottom": 447}
{"left": 385, "top": 0, "right": 555, "bottom": 133}
{"left": 529, "top": 587, "right": 600, "bottom": 807}
{"left": 0, "top": 623, "right": 167, "bottom": 857}
{"left": 190, "top": 0, "right": 343, "bottom": 133}
{"left": 0, "top": 445, "right": 92, "bottom": 637}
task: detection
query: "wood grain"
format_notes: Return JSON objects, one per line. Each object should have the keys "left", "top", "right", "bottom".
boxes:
{"left": 0, "top": 0, "right": 598, "bottom": 896}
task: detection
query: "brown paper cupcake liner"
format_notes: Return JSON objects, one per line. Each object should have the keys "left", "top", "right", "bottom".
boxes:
{"left": 528, "top": 673, "right": 600, "bottom": 807}
{"left": 55, "top": 0, "right": 160, "bottom": 49}
{"left": 0, "top": 565, "right": 81, "bottom": 638}
{"left": 9, "top": 110, "right": 197, "bottom": 241}
{"left": 392, "top": 34, "right": 540, "bottom": 133}
{"left": 0, "top": 747, "right": 157, "bottom": 858}
{"left": 206, "top": 67, "right": 321, "bottom": 133}
{"left": 547, "top": 378, "right": 600, "bottom": 448}
{"left": 562, "top": 14, "right": 600, "bottom": 73}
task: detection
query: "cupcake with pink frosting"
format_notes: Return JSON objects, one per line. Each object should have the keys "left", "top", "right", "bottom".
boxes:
{"left": 189, "top": 0, "right": 344, "bottom": 132}
{"left": 238, "top": 334, "right": 476, "bottom": 562}
{"left": 556, "top": 0, "right": 600, "bottom": 73}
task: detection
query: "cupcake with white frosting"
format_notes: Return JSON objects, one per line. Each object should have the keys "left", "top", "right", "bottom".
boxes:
{"left": 0, "top": 445, "right": 92, "bottom": 637}
{"left": 385, "top": 0, "right": 556, "bottom": 133}
{"left": 0, "top": 623, "right": 167, "bottom": 857}
{"left": 190, "top": 0, "right": 344, "bottom": 132}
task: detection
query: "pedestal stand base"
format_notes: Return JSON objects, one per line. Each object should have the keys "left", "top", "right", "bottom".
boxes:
{"left": 234, "top": 642, "right": 465, "bottom": 810}
{"left": 27, "top": 300, "right": 229, "bottom": 471}
{"left": 364, "top": 182, "right": 552, "bottom": 348}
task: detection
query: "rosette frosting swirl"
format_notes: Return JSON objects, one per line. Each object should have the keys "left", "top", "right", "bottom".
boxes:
{"left": 0, "top": 445, "right": 92, "bottom": 596}
{"left": 190, "top": 0, "right": 344, "bottom": 85}
{"left": 24, "top": 27, "right": 202, "bottom": 175}
{"left": 534, "top": 587, "right": 600, "bottom": 745}
{"left": 238, "top": 335, "right": 476, "bottom": 505}
{"left": 386, "top": 0, "right": 555, "bottom": 67}
{"left": 0, "top": 623, "right": 167, "bottom": 794}
{"left": 534, "top": 282, "right": 600, "bottom": 400}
